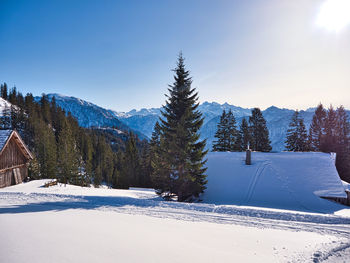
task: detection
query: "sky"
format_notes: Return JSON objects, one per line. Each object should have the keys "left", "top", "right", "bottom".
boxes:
{"left": 0, "top": 0, "right": 349, "bottom": 112}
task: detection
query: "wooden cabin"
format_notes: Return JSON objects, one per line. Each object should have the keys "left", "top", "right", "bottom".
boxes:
{"left": 0, "top": 130, "right": 33, "bottom": 188}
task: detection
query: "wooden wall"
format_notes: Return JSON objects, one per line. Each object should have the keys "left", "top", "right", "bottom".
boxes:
{"left": 0, "top": 138, "right": 28, "bottom": 170}
{"left": 0, "top": 136, "right": 29, "bottom": 188}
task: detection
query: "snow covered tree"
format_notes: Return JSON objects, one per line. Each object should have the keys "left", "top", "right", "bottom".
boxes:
{"left": 285, "top": 111, "right": 309, "bottom": 151}
{"left": 309, "top": 103, "right": 326, "bottom": 151}
{"left": 249, "top": 108, "right": 271, "bottom": 152}
{"left": 153, "top": 53, "right": 207, "bottom": 202}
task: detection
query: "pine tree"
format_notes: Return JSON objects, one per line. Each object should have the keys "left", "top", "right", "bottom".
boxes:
{"left": 212, "top": 110, "right": 228, "bottom": 151}
{"left": 57, "top": 119, "right": 79, "bottom": 184}
{"left": 236, "top": 118, "right": 250, "bottom": 151}
{"left": 249, "top": 108, "right": 272, "bottom": 152}
{"left": 121, "top": 133, "right": 140, "bottom": 187}
{"left": 154, "top": 53, "right": 207, "bottom": 201}
{"left": 227, "top": 110, "right": 239, "bottom": 151}
{"left": 321, "top": 105, "right": 337, "bottom": 152}
{"left": 34, "top": 119, "right": 57, "bottom": 179}
{"left": 1, "top": 83, "right": 8, "bottom": 100}
{"left": 309, "top": 103, "right": 326, "bottom": 151}
{"left": 285, "top": 111, "right": 309, "bottom": 151}
{"left": 334, "top": 106, "right": 350, "bottom": 182}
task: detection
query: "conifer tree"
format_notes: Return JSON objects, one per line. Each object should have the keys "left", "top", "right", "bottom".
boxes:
{"left": 249, "top": 108, "right": 272, "bottom": 152}
{"left": 321, "top": 105, "right": 337, "bottom": 152}
{"left": 285, "top": 111, "right": 308, "bottom": 151}
{"left": 236, "top": 118, "right": 250, "bottom": 151}
{"left": 34, "top": 119, "right": 57, "bottom": 179}
{"left": 212, "top": 110, "right": 228, "bottom": 151}
{"left": 309, "top": 103, "right": 326, "bottom": 151}
{"left": 334, "top": 106, "right": 350, "bottom": 182}
{"left": 227, "top": 110, "right": 239, "bottom": 151}
{"left": 153, "top": 53, "right": 207, "bottom": 201}
{"left": 57, "top": 119, "right": 79, "bottom": 184}
{"left": 121, "top": 133, "right": 140, "bottom": 187}
{"left": 0, "top": 83, "right": 8, "bottom": 100}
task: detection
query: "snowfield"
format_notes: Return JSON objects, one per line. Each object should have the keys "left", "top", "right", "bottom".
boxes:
{"left": 1, "top": 180, "right": 350, "bottom": 263}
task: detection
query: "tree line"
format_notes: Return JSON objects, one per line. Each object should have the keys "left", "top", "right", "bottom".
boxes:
{"left": 211, "top": 101, "right": 350, "bottom": 182}
{"left": 212, "top": 108, "right": 272, "bottom": 152}
{"left": 0, "top": 83, "right": 152, "bottom": 189}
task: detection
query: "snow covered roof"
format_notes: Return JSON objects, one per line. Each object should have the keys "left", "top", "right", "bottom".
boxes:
{"left": 0, "top": 130, "right": 13, "bottom": 151}
{"left": 0, "top": 130, "right": 33, "bottom": 160}
{"left": 203, "top": 152, "right": 347, "bottom": 213}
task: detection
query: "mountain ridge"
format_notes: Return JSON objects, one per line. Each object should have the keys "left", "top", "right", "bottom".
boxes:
{"left": 38, "top": 93, "right": 350, "bottom": 152}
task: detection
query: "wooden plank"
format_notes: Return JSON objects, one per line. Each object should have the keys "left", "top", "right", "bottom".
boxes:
{"left": 13, "top": 168, "right": 22, "bottom": 184}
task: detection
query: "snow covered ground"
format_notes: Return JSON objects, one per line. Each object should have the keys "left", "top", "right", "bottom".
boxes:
{"left": 1, "top": 180, "right": 350, "bottom": 262}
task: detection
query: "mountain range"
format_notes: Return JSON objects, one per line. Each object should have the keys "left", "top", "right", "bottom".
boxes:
{"left": 37, "top": 94, "right": 350, "bottom": 152}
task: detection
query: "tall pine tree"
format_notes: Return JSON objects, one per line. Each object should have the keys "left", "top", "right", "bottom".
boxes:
{"left": 249, "top": 108, "right": 272, "bottom": 152}
{"left": 153, "top": 53, "right": 207, "bottom": 202}
{"left": 285, "top": 111, "right": 309, "bottom": 151}
{"left": 236, "top": 118, "right": 250, "bottom": 151}
{"left": 309, "top": 103, "right": 326, "bottom": 151}
{"left": 212, "top": 110, "right": 229, "bottom": 151}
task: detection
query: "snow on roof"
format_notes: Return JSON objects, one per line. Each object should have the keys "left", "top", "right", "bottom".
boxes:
{"left": 203, "top": 152, "right": 347, "bottom": 213}
{"left": 0, "top": 130, "right": 13, "bottom": 151}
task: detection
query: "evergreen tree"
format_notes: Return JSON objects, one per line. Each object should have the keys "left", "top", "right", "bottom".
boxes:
{"left": 150, "top": 121, "right": 161, "bottom": 150}
{"left": 153, "top": 53, "right": 207, "bottom": 202}
{"left": 309, "top": 103, "right": 326, "bottom": 151}
{"left": 249, "top": 108, "right": 272, "bottom": 152}
{"left": 57, "top": 119, "right": 79, "bottom": 184}
{"left": 212, "top": 110, "right": 228, "bottom": 151}
{"left": 1, "top": 83, "right": 8, "bottom": 100}
{"left": 227, "top": 110, "right": 239, "bottom": 151}
{"left": 121, "top": 133, "right": 140, "bottom": 187}
{"left": 285, "top": 111, "right": 308, "bottom": 151}
{"left": 334, "top": 106, "right": 350, "bottom": 182}
{"left": 321, "top": 105, "right": 337, "bottom": 152}
{"left": 236, "top": 118, "right": 250, "bottom": 151}
{"left": 34, "top": 119, "right": 57, "bottom": 179}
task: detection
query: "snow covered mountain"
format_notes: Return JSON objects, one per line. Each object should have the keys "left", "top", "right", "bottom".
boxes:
{"left": 34, "top": 94, "right": 147, "bottom": 139}
{"left": 118, "top": 102, "right": 318, "bottom": 151}
{"left": 40, "top": 94, "right": 349, "bottom": 152}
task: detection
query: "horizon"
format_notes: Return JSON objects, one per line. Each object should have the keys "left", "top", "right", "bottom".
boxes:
{"left": 1, "top": 0, "right": 350, "bottom": 111}
{"left": 28, "top": 92, "right": 350, "bottom": 113}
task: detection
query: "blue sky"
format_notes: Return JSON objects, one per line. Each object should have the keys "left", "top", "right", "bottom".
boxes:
{"left": 1, "top": 0, "right": 349, "bottom": 111}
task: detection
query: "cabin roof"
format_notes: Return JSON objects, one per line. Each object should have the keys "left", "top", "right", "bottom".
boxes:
{"left": 0, "top": 130, "right": 33, "bottom": 160}
{"left": 203, "top": 152, "right": 347, "bottom": 213}
{"left": 0, "top": 130, "right": 13, "bottom": 150}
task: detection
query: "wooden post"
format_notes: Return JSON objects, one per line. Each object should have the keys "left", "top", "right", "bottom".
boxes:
{"left": 246, "top": 149, "right": 251, "bottom": 165}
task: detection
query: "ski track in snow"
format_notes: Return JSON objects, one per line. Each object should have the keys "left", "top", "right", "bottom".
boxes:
{"left": 1, "top": 191, "right": 350, "bottom": 262}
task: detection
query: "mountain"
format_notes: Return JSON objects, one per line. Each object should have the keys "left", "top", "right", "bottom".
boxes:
{"left": 39, "top": 94, "right": 350, "bottom": 152}
{"left": 34, "top": 94, "right": 147, "bottom": 140}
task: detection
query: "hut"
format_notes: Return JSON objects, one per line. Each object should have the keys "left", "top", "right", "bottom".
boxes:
{"left": 0, "top": 130, "right": 33, "bottom": 188}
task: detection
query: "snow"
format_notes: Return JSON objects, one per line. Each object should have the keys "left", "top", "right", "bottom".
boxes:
{"left": 203, "top": 152, "right": 347, "bottom": 213}
{"left": 1, "top": 180, "right": 350, "bottom": 262}
{"left": 0, "top": 129, "right": 12, "bottom": 151}
{"left": 0, "top": 97, "right": 13, "bottom": 113}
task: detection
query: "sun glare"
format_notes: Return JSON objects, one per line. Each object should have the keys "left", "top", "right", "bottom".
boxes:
{"left": 316, "top": 0, "right": 350, "bottom": 32}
